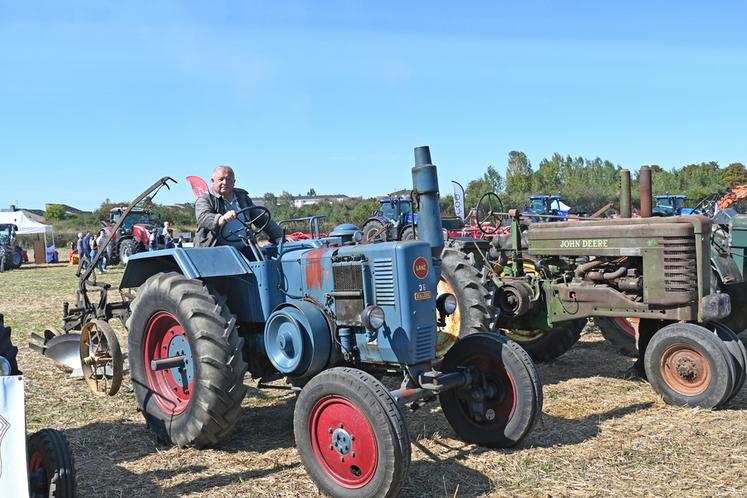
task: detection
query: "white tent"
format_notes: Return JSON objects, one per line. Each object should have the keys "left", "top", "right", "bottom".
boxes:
{"left": 0, "top": 211, "right": 55, "bottom": 262}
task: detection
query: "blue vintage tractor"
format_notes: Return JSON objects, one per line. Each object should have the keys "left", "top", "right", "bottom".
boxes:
{"left": 119, "top": 147, "right": 541, "bottom": 497}
{"left": 361, "top": 197, "right": 419, "bottom": 242}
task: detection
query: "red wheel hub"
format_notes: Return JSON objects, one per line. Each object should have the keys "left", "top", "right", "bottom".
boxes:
{"left": 660, "top": 345, "right": 711, "bottom": 396}
{"left": 144, "top": 311, "right": 194, "bottom": 415}
{"left": 309, "top": 395, "right": 378, "bottom": 488}
{"left": 460, "top": 356, "right": 517, "bottom": 428}
{"left": 612, "top": 317, "right": 640, "bottom": 340}
{"left": 29, "top": 451, "right": 44, "bottom": 471}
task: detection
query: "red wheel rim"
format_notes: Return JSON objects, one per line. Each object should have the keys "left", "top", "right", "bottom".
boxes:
{"left": 458, "top": 356, "right": 517, "bottom": 429}
{"left": 309, "top": 395, "right": 378, "bottom": 488}
{"left": 29, "top": 451, "right": 44, "bottom": 471}
{"left": 612, "top": 317, "right": 640, "bottom": 341}
{"left": 660, "top": 344, "right": 711, "bottom": 396}
{"left": 144, "top": 311, "right": 194, "bottom": 415}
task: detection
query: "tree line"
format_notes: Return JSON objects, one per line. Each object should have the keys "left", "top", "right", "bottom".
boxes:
{"left": 46, "top": 152, "right": 747, "bottom": 243}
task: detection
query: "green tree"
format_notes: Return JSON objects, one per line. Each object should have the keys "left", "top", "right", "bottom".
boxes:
{"left": 45, "top": 204, "right": 66, "bottom": 221}
{"left": 722, "top": 162, "right": 747, "bottom": 188}
{"left": 263, "top": 192, "right": 278, "bottom": 207}
{"left": 307, "top": 188, "right": 317, "bottom": 196}
{"left": 483, "top": 165, "right": 505, "bottom": 193}
{"left": 506, "top": 151, "right": 533, "bottom": 202}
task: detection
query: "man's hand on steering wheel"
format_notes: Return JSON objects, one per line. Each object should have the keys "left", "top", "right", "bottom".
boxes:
{"left": 220, "top": 205, "right": 272, "bottom": 242}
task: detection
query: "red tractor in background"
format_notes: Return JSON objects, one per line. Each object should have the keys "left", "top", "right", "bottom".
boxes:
{"left": 102, "top": 207, "right": 159, "bottom": 265}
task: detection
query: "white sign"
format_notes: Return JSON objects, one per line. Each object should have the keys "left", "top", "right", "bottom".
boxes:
{"left": 451, "top": 181, "right": 465, "bottom": 221}
{"left": 0, "top": 376, "right": 29, "bottom": 498}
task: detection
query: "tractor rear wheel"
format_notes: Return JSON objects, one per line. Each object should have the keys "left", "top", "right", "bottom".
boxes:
{"left": 596, "top": 317, "right": 639, "bottom": 357}
{"left": 436, "top": 242, "right": 493, "bottom": 356}
{"left": 361, "top": 219, "right": 389, "bottom": 242}
{"left": 708, "top": 321, "right": 747, "bottom": 404}
{"left": 439, "top": 333, "right": 540, "bottom": 448}
{"left": 127, "top": 272, "right": 248, "bottom": 447}
{"left": 294, "top": 367, "right": 411, "bottom": 498}
{"left": 0, "top": 245, "right": 9, "bottom": 272}
{"left": 501, "top": 320, "right": 586, "bottom": 363}
{"left": 119, "top": 238, "right": 142, "bottom": 265}
{"left": 644, "top": 322, "right": 734, "bottom": 408}
{"left": 27, "top": 428, "right": 76, "bottom": 498}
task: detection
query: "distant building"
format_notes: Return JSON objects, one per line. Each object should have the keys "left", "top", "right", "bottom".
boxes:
{"left": 292, "top": 195, "right": 351, "bottom": 208}
{"left": 44, "top": 203, "right": 92, "bottom": 216}
{"left": 2, "top": 205, "right": 47, "bottom": 223}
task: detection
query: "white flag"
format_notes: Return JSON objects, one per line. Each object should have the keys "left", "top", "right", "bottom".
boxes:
{"left": 451, "top": 181, "right": 465, "bottom": 221}
{"left": 0, "top": 376, "right": 29, "bottom": 498}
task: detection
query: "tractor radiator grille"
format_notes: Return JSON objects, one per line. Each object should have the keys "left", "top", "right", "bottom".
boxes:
{"left": 415, "top": 324, "right": 436, "bottom": 362}
{"left": 373, "top": 259, "right": 395, "bottom": 306}
{"left": 660, "top": 236, "right": 697, "bottom": 293}
{"left": 333, "top": 263, "right": 363, "bottom": 290}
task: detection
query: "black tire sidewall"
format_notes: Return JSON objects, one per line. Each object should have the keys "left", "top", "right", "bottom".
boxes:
{"left": 27, "top": 429, "right": 76, "bottom": 498}
{"left": 439, "top": 333, "right": 537, "bottom": 448}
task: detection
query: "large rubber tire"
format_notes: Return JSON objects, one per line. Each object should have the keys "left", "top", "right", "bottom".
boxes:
{"left": 119, "top": 238, "right": 142, "bottom": 265}
{"left": 502, "top": 320, "right": 586, "bottom": 363}
{"left": 0, "top": 313, "right": 21, "bottom": 374}
{"left": 644, "top": 323, "right": 734, "bottom": 409}
{"left": 708, "top": 321, "right": 747, "bottom": 404}
{"left": 400, "top": 225, "right": 416, "bottom": 241}
{"left": 294, "top": 367, "right": 411, "bottom": 498}
{"left": 27, "top": 429, "right": 76, "bottom": 498}
{"left": 11, "top": 246, "right": 23, "bottom": 268}
{"left": 361, "top": 219, "right": 389, "bottom": 242}
{"left": 596, "top": 317, "right": 639, "bottom": 357}
{"left": 127, "top": 272, "right": 248, "bottom": 447}
{"left": 0, "top": 245, "right": 9, "bottom": 272}
{"left": 439, "top": 333, "right": 539, "bottom": 448}
{"left": 436, "top": 242, "right": 493, "bottom": 356}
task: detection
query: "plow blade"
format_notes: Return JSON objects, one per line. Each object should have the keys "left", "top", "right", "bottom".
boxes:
{"left": 28, "top": 331, "right": 83, "bottom": 378}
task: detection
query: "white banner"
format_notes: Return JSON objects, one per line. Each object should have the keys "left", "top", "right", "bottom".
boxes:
{"left": 451, "top": 181, "right": 466, "bottom": 221}
{"left": 0, "top": 376, "right": 29, "bottom": 498}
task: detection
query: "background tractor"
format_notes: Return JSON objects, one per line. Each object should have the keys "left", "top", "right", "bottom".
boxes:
{"left": 523, "top": 195, "right": 570, "bottom": 222}
{"left": 0, "top": 223, "right": 24, "bottom": 271}
{"left": 108, "top": 147, "right": 541, "bottom": 497}
{"left": 103, "top": 207, "right": 161, "bottom": 265}
{"left": 652, "top": 194, "right": 690, "bottom": 216}
{"left": 361, "top": 196, "right": 418, "bottom": 241}
{"left": 461, "top": 166, "right": 745, "bottom": 410}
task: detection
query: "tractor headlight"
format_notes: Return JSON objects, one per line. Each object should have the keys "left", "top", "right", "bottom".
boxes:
{"left": 360, "top": 305, "right": 386, "bottom": 331}
{"left": 437, "top": 293, "right": 457, "bottom": 316}
{"left": 0, "top": 356, "right": 12, "bottom": 376}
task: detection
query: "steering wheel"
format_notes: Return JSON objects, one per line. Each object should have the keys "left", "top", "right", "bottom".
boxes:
{"left": 220, "top": 205, "right": 272, "bottom": 242}
{"left": 476, "top": 192, "right": 506, "bottom": 236}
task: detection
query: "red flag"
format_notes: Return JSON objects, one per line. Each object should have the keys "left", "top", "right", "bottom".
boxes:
{"left": 186, "top": 176, "right": 209, "bottom": 200}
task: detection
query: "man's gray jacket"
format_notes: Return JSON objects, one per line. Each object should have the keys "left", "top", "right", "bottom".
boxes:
{"left": 195, "top": 187, "right": 283, "bottom": 247}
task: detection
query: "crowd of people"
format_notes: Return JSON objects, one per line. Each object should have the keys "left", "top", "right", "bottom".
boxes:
{"left": 74, "top": 221, "right": 176, "bottom": 275}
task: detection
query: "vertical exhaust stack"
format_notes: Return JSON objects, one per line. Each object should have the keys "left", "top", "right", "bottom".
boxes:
{"left": 639, "top": 166, "right": 652, "bottom": 218}
{"left": 620, "top": 169, "right": 632, "bottom": 218}
{"left": 411, "top": 146, "right": 444, "bottom": 259}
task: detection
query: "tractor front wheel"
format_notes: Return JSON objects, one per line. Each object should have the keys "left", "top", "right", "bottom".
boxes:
{"left": 293, "top": 367, "right": 411, "bottom": 498}
{"left": 596, "top": 317, "right": 639, "bottom": 357}
{"left": 439, "top": 333, "right": 540, "bottom": 448}
{"left": 436, "top": 242, "right": 492, "bottom": 356}
{"left": 27, "top": 429, "right": 76, "bottom": 498}
{"left": 119, "top": 238, "right": 142, "bottom": 265}
{"left": 644, "top": 322, "right": 734, "bottom": 408}
{"left": 127, "top": 272, "right": 248, "bottom": 447}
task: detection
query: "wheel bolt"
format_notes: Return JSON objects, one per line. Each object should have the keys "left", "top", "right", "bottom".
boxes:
{"left": 340, "top": 457, "right": 345, "bottom": 463}
{"left": 350, "top": 435, "right": 355, "bottom": 441}
{"left": 352, "top": 452, "right": 356, "bottom": 458}
{"left": 338, "top": 423, "right": 343, "bottom": 428}
{"left": 329, "top": 444, "right": 334, "bottom": 450}
{"left": 328, "top": 427, "right": 333, "bottom": 433}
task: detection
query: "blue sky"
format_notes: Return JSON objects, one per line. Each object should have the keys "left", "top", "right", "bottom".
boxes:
{"left": 1, "top": 1, "right": 745, "bottom": 211}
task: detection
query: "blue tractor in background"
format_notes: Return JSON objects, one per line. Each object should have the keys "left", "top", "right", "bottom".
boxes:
{"left": 119, "top": 147, "right": 541, "bottom": 497}
{"left": 652, "top": 194, "right": 692, "bottom": 216}
{"left": 523, "top": 195, "right": 570, "bottom": 222}
{"left": 361, "top": 197, "right": 419, "bottom": 242}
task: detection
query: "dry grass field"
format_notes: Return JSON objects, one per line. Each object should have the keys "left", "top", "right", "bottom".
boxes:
{"left": 1, "top": 255, "right": 746, "bottom": 497}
